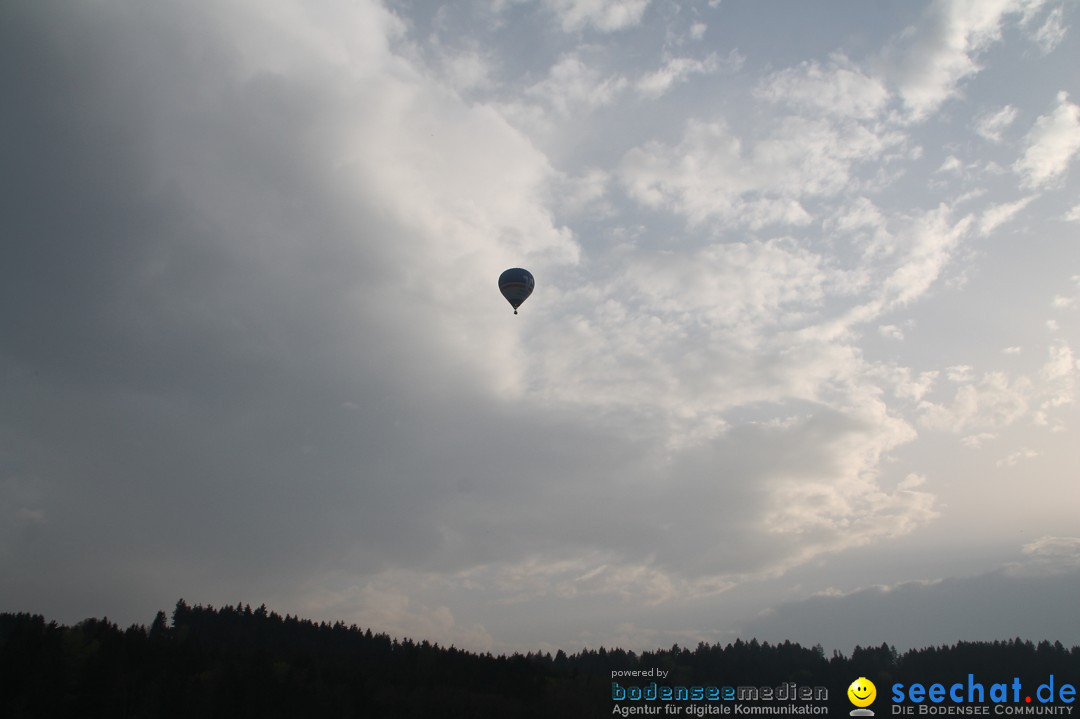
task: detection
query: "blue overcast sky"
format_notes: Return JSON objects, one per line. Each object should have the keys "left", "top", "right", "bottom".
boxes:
{"left": 2, "top": 0, "right": 1079, "bottom": 655}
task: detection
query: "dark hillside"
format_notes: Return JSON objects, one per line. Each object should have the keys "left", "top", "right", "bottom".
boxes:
{"left": 2, "top": 602, "right": 1077, "bottom": 717}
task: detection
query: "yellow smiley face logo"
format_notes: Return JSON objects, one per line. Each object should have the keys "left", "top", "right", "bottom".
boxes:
{"left": 848, "top": 677, "right": 876, "bottom": 707}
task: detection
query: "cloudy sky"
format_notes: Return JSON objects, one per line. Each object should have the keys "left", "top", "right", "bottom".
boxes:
{"left": 3, "top": 0, "right": 1079, "bottom": 656}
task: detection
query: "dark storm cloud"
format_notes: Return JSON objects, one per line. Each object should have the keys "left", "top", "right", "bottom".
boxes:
{"left": 1, "top": 1, "right": 367, "bottom": 398}
{"left": 0, "top": 0, "right": 614, "bottom": 625}
{"left": 0, "top": 0, "right": 441, "bottom": 619}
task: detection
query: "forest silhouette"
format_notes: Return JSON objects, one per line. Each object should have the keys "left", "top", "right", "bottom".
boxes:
{"left": 2, "top": 600, "right": 1077, "bottom": 717}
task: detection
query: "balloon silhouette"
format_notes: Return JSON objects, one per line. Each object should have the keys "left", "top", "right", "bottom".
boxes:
{"left": 498, "top": 268, "right": 534, "bottom": 315}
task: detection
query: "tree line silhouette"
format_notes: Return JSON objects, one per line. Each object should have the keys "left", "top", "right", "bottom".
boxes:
{"left": 2, "top": 600, "right": 1077, "bottom": 717}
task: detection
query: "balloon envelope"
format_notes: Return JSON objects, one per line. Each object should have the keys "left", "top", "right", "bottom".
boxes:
{"left": 498, "top": 268, "right": 534, "bottom": 312}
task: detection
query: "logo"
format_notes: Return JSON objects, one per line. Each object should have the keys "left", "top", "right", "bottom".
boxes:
{"left": 849, "top": 677, "right": 878, "bottom": 716}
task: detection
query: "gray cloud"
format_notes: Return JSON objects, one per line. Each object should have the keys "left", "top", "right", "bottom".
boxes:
{"left": 740, "top": 565, "right": 1080, "bottom": 653}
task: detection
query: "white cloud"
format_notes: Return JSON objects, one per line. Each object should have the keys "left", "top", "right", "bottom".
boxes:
{"left": 442, "top": 48, "right": 494, "bottom": 91}
{"left": 946, "top": 364, "right": 975, "bottom": 382}
{"left": 775, "top": 206, "right": 974, "bottom": 349}
{"left": 636, "top": 50, "right": 743, "bottom": 98}
{"left": 898, "top": 473, "right": 928, "bottom": 490}
{"left": 762, "top": 407, "right": 932, "bottom": 555}
{"left": 977, "top": 196, "right": 1033, "bottom": 236}
{"left": 1052, "top": 295, "right": 1076, "bottom": 309}
{"left": 619, "top": 117, "right": 901, "bottom": 228}
{"left": 961, "top": 432, "right": 996, "bottom": 448}
{"left": 936, "top": 155, "right": 963, "bottom": 174}
{"left": 834, "top": 196, "right": 886, "bottom": 233}
{"left": 618, "top": 120, "right": 745, "bottom": 224}
{"left": 207, "top": 0, "right": 409, "bottom": 78}
{"left": 920, "top": 344, "right": 1076, "bottom": 435}
{"left": 996, "top": 447, "right": 1037, "bottom": 466}
{"left": 869, "top": 365, "right": 939, "bottom": 403}
{"left": 878, "top": 205, "right": 973, "bottom": 308}
{"left": 618, "top": 239, "right": 828, "bottom": 329}
{"left": 544, "top": 0, "right": 650, "bottom": 33}
{"left": 1015, "top": 91, "right": 1080, "bottom": 188}
{"left": 1030, "top": 4, "right": 1067, "bottom": 53}
{"left": 975, "top": 104, "right": 1019, "bottom": 142}
{"left": 755, "top": 55, "right": 889, "bottom": 121}
{"left": 1051, "top": 277, "right": 1080, "bottom": 310}
{"left": 919, "top": 371, "right": 1031, "bottom": 432}
{"left": 554, "top": 167, "right": 613, "bottom": 217}
{"left": 879, "top": 324, "right": 905, "bottom": 340}
{"left": 896, "top": 369, "right": 939, "bottom": 402}
{"left": 1022, "top": 535, "right": 1080, "bottom": 562}
{"left": 1038, "top": 342, "right": 1077, "bottom": 409}
{"left": 886, "top": 0, "right": 1046, "bottom": 120}
{"left": 1064, "top": 203, "right": 1080, "bottom": 222}
{"left": 527, "top": 53, "right": 628, "bottom": 116}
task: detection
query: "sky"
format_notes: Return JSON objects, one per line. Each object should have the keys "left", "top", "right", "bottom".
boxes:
{"left": 2, "top": 0, "right": 1079, "bottom": 657}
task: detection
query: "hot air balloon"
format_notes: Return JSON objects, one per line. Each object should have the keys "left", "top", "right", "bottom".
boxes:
{"left": 498, "top": 268, "right": 534, "bottom": 315}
